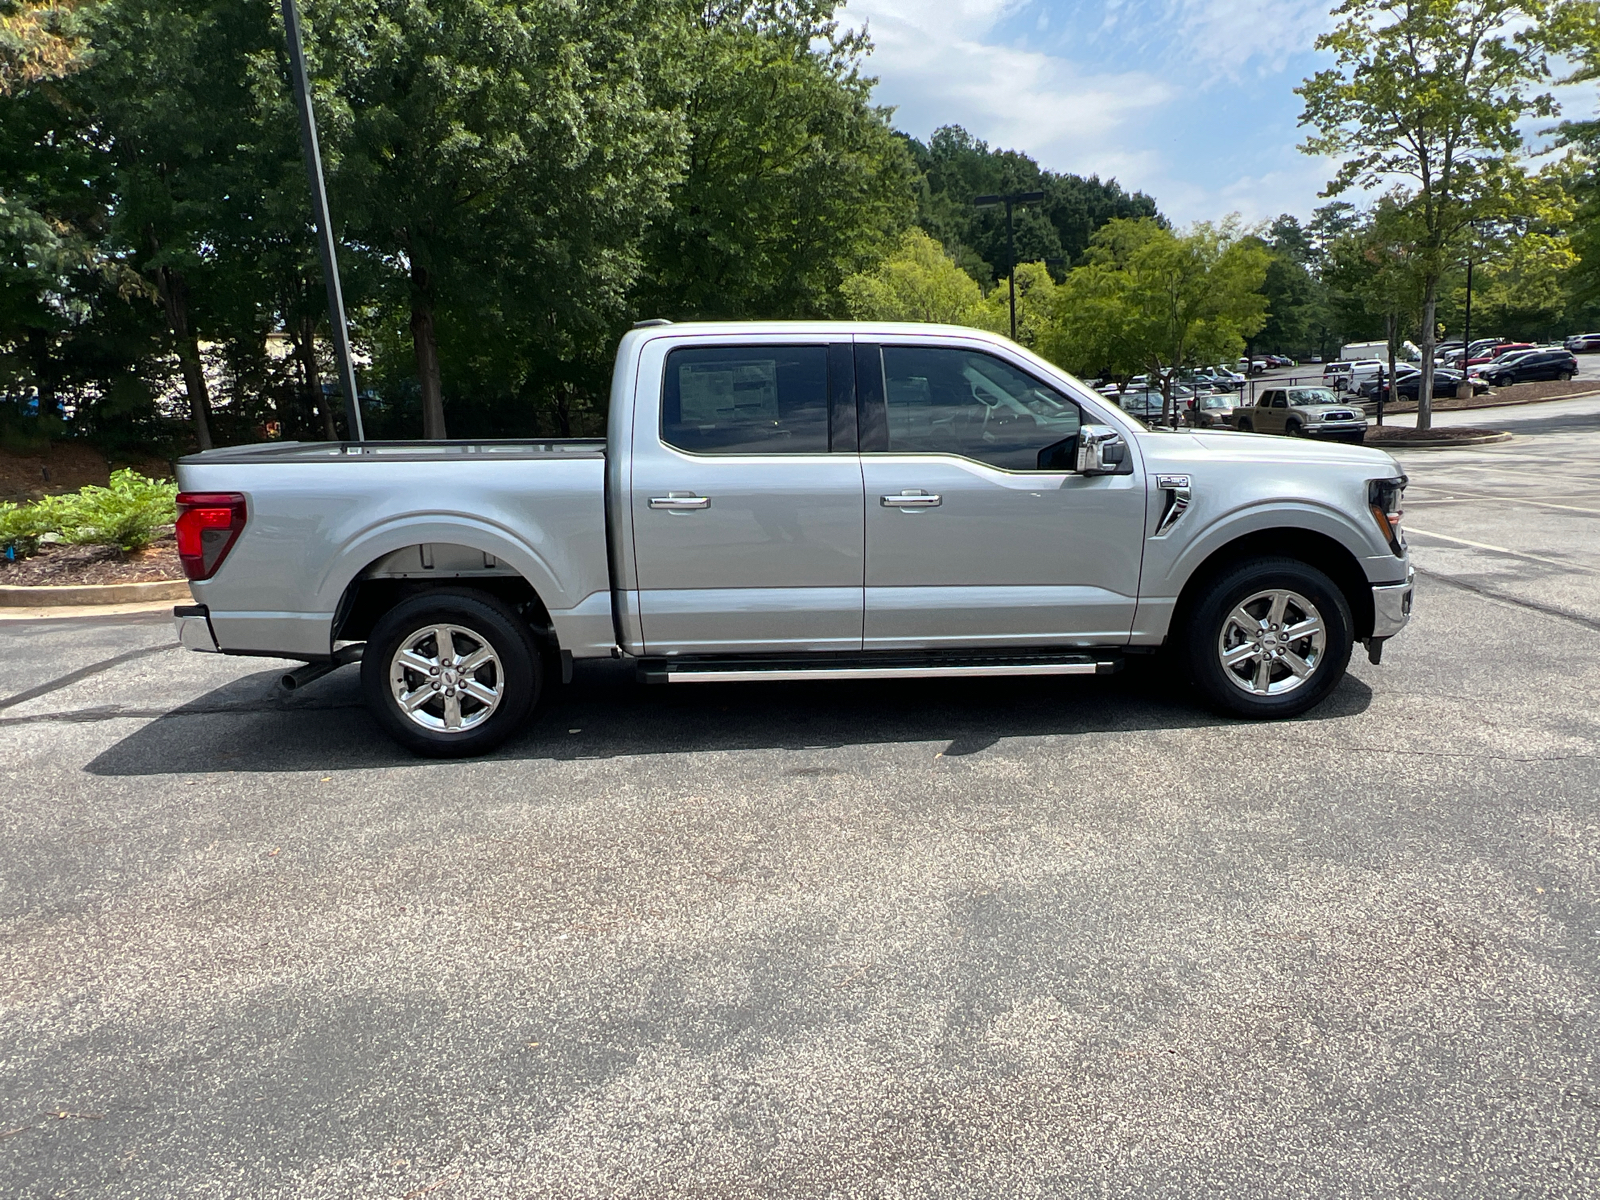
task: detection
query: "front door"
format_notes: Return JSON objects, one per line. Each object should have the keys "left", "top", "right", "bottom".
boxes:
{"left": 629, "top": 340, "right": 864, "bottom": 656}
{"left": 858, "top": 342, "right": 1146, "bottom": 650}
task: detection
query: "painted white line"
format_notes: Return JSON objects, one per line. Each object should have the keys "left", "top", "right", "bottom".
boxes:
{"left": 1405, "top": 526, "right": 1588, "bottom": 570}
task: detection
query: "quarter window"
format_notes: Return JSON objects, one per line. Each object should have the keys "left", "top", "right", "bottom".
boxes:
{"left": 876, "top": 346, "right": 1082, "bottom": 471}
{"left": 662, "top": 346, "right": 830, "bottom": 455}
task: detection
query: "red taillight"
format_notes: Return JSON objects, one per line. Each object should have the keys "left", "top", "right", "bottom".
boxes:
{"left": 175, "top": 492, "right": 247, "bottom": 580}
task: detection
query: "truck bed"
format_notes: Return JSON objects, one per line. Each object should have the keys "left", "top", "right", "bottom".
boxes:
{"left": 183, "top": 438, "right": 606, "bottom": 465}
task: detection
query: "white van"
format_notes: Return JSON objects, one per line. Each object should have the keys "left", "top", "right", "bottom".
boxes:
{"left": 1340, "top": 360, "right": 1387, "bottom": 391}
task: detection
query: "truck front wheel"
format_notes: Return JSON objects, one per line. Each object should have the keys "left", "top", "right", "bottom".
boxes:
{"left": 361, "top": 589, "right": 542, "bottom": 757}
{"left": 1184, "top": 557, "right": 1353, "bottom": 719}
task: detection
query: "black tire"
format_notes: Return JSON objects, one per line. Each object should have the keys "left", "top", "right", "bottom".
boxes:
{"left": 1236, "top": 417, "right": 1253, "bottom": 432}
{"left": 361, "top": 588, "right": 542, "bottom": 757}
{"left": 1183, "top": 557, "right": 1353, "bottom": 720}
{"left": 1285, "top": 418, "right": 1303, "bottom": 437}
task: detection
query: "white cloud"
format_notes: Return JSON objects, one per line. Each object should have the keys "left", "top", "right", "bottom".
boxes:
{"left": 841, "top": 0, "right": 1341, "bottom": 222}
{"left": 847, "top": 0, "right": 1177, "bottom": 182}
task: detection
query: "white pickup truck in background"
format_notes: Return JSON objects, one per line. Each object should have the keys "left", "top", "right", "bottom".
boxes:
{"left": 172, "top": 322, "right": 1414, "bottom": 755}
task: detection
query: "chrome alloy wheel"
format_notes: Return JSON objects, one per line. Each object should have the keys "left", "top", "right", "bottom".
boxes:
{"left": 388, "top": 623, "right": 504, "bottom": 733}
{"left": 1217, "top": 589, "right": 1327, "bottom": 697}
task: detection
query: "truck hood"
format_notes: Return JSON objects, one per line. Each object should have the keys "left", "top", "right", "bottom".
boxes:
{"left": 1137, "top": 429, "right": 1403, "bottom": 475}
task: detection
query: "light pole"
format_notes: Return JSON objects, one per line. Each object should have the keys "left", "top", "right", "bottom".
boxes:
{"left": 1460, "top": 218, "right": 1492, "bottom": 370}
{"left": 281, "top": 0, "right": 364, "bottom": 441}
{"left": 974, "top": 190, "right": 1044, "bottom": 341}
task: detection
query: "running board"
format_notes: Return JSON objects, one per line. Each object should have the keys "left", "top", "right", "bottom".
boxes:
{"left": 639, "top": 651, "right": 1122, "bottom": 685}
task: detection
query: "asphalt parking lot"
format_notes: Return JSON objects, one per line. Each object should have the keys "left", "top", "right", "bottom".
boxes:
{"left": 3, "top": 403, "right": 1598, "bottom": 1198}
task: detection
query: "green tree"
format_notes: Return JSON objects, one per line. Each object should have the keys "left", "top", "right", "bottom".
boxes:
{"left": 1044, "top": 217, "right": 1269, "bottom": 421}
{"left": 902, "top": 124, "right": 1162, "bottom": 288}
{"left": 316, "top": 0, "right": 686, "bottom": 438}
{"left": 1299, "top": 0, "right": 1560, "bottom": 427}
{"left": 840, "top": 228, "right": 982, "bottom": 323}
{"left": 635, "top": 1, "right": 913, "bottom": 321}
{"left": 968, "top": 261, "right": 1058, "bottom": 349}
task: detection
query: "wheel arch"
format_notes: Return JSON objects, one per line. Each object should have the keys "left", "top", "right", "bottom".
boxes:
{"left": 330, "top": 540, "right": 559, "bottom": 662}
{"left": 1169, "top": 527, "right": 1376, "bottom": 644}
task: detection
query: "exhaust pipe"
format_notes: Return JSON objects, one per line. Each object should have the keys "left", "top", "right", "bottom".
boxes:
{"left": 279, "top": 644, "right": 363, "bottom": 691}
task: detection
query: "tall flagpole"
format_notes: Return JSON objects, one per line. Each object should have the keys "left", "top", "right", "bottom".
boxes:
{"left": 281, "top": 0, "right": 364, "bottom": 441}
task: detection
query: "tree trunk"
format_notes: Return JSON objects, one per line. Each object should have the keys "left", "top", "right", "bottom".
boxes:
{"left": 296, "top": 316, "right": 338, "bottom": 440}
{"left": 554, "top": 385, "right": 572, "bottom": 437}
{"left": 1416, "top": 275, "right": 1438, "bottom": 430}
{"left": 409, "top": 262, "right": 446, "bottom": 440}
{"left": 158, "top": 265, "right": 213, "bottom": 451}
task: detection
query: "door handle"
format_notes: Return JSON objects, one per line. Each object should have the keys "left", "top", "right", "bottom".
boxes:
{"left": 881, "top": 490, "right": 942, "bottom": 508}
{"left": 648, "top": 494, "right": 710, "bottom": 510}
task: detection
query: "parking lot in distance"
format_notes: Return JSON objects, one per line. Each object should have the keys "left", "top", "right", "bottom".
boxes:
{"left": 2, "top": 398, "right": 1598, "bottom": 1197}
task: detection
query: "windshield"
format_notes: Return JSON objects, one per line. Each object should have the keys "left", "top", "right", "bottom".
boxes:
{"left": 1288, "top": 388, "right": 1337, "bottom": 406}
{"left": 1200, "top": 394, "right": 1232, "bottom": 409}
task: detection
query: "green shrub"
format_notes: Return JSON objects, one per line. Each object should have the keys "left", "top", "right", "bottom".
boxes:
{"left": 0, "top": 500, "right": 56, "bottom": 557}
{"left": 0, "top": 470, "right": 178, "bottom": 557}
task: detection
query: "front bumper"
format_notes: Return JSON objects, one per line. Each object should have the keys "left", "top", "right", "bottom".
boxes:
{"left": 1370, "top": 570, "right": 1415, "bottom": 639}
{"left": 1306, "top": 420, "right": 1369, "bottom": 441}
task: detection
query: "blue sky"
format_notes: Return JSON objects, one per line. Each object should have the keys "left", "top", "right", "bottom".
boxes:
{"left": 836, "top": 0, "right": 1354, "bottom": 226}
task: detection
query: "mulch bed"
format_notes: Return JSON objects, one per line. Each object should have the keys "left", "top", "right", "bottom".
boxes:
{"left": 0, "top": 535, "right": 184, "bottom": 586}
{"left": 1365, "top": 426, "right": 1509, "bottom": 445}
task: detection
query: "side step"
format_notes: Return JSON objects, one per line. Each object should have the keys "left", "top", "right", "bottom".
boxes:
{"left": 639, "top": 651, "right": 1122, "bottom": 685}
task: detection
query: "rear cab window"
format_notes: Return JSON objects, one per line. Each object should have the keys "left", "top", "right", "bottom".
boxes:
{"left": 662, "top": 346, "right": 834, "bottom": 455}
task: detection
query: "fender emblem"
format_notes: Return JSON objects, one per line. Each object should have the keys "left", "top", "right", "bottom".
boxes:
{"left": 1155, "top": 474, "right": 1191, "bottom": 490}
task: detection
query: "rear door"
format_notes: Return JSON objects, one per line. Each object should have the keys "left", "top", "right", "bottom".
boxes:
{"left": 857, "top": 340, "right": 1146, "bottom": 649}
{"left": 629, "top": 338, "right": 864, "bottom": 656}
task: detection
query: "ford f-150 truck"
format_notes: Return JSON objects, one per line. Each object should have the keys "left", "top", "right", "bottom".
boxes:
{"left": 172, "top": 322, "right": 1413, "bottom": 756}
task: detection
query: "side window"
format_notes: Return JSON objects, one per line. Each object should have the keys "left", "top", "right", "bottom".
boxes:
{"left": 662, "top": 346, "right": 829, "bottom": 455}
{"left": 1271, "top": 392, "right": 1288, "bottom": 408}
{"left": 878, "top": 346, "right": 1081, "bottom": 471}
{"left": 1258, "top": 391, "right": 1276, "bottom": 408}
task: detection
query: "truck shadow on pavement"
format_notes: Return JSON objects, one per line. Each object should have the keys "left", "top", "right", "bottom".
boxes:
{"left": 84, "top": 657, "right": 1374, "bottom": 776}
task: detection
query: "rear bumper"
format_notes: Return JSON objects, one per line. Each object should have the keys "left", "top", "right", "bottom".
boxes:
{"left": 1371, "top": 570, "right": 1415, "bottom": 639}
{"left": 174, "top": 604, "right": 218, "bottom": 653}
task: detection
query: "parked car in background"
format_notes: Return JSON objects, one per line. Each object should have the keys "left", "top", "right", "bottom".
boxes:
{"left": 1359, "top": 368, "right": 1486, "bottom": 402}
{"left": 1183, "top": 391, "right": 1240, "bottom": 429}
{"left": 1466, "top": 341, "right": 1532, "bottom": 366}
{"left": 1564, "top": 332, "right": 1600, "bottom": 352}
{"left": 1116, "top": 389, "right": 1180, "bottom": 426}
{"left": 1233, "top": 386, "right": 1367, "bottom": 443}
{"left": 1478, "top": 347, "right": 1578, "bottom": 387}
{"left": 1322, "top": 361, "right": 1351, "bottom": 385}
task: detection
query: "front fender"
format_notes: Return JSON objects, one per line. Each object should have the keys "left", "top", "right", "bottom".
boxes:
{"left": 1151, "top": 498, "right": 1386, "bottom": 600}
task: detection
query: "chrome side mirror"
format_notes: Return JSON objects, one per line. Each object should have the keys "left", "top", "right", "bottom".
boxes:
{"left": 1076, "top": 424, "right": 1131, "bottom": 475}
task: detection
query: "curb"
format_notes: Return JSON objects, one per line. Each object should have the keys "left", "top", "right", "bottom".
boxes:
{"left": 0, "top": 578, "right": 191, "bottom": 608}
{"left": 1366, "top": 431, "right": 1514, "bottom": 449}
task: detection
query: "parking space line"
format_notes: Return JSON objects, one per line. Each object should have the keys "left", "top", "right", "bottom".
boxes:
{"left": 0, "top": 643, "right": 179, "bottom": 713}
{"left": 1404, "top": 526, "right": 1595, "bottom": 571}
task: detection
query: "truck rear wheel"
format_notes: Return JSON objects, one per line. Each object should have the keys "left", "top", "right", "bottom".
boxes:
{"left": 361, "top": 589, "right": 541, "bottom": 757}
{"left": 1184, "top": 557, "right": 1352, "bottom": 719}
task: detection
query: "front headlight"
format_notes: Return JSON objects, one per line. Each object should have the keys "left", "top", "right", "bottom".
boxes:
{"left": 1368, "top": 476, "right": 1406, "bottom": 555}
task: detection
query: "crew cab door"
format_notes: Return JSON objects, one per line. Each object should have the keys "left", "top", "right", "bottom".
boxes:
{"left": 857, "top": 341, "right": 1145, "bottom": 649}
{"left": 629, "top": 338, "right": 864, "bottom": 655}
{"left": 1254, "top": 390, "right": 1286, "bottom": 433}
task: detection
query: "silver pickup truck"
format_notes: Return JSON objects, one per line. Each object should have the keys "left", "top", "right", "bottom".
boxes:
{"left": 172, "top": 322, "right": 1413, "bottom": 756}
